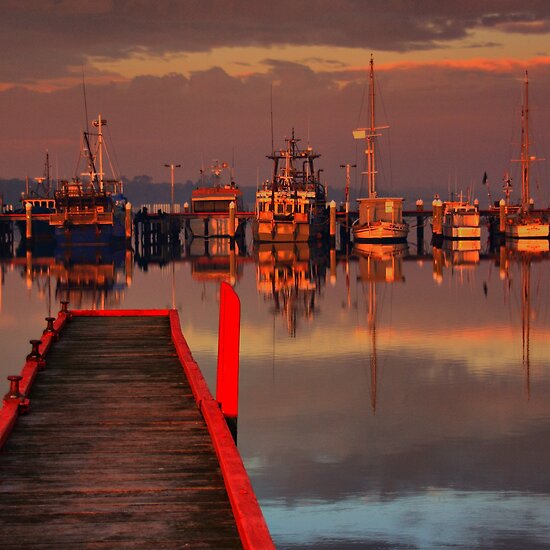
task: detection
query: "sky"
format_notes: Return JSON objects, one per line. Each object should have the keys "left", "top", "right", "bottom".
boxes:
{"left": 1, "top": 1, "right": 550, "bottom": 204}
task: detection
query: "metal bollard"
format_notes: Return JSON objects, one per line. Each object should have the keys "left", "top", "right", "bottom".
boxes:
{"left": 60, "top": 300, "right": 69, "bottom": 313}
{"left": 43, "top": 317, "right": 59, "bottom": 340}
{"left": 5, "top": 375, "right": 23, "bottom": 399}
{"left": 27, "top": 339, "right": 46, "bottom": 369}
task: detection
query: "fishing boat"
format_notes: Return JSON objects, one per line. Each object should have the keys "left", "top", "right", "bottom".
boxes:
{"left": 352, "top": 56, "right": 409, "bottom": 243}
{"left": 252, "top": 131, "right": 328, "bottom": 243}
{"left": 15, "top": 151, "right": 57, "bottom": 239}
{"left": 441, "top": 199, "right": 481, "bottom": 240}
{"left": 187, "top": 160, "right": 244, "bottom": 239}
{"left": 49, "top": 115, "right": 128, "bottom": 245}
{"left": 505, "top": 71, "right": 549, "bottom": 240}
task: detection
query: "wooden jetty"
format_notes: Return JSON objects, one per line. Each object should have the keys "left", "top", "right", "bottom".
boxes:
{"left": 0, "top": 307, "right": 273, "bottom": 549}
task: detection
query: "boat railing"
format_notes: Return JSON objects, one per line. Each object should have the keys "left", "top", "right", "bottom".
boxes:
{"left": 49, "top": 211, "right": 114, "bottom": 226}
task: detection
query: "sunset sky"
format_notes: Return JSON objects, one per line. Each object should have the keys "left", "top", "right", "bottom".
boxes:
{"left": 1, "top": 1, "right": 550, "bottom": 204}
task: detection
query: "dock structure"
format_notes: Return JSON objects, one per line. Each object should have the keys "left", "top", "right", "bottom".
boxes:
{"left": 0, "top": 308, "right": 273, "bottom": 549}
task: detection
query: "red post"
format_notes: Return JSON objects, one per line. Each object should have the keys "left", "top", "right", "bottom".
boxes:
{"left": 216, "top": 282, "right": 241, "bottom": 426}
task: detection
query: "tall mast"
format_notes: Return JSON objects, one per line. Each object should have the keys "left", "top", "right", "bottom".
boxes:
{"left": 367, "top": 55, "right": 376, "bottom": 198}
{"left": 521, "top": 71, "right": 529, "bottom": 213}
{"left": 93, "top": 114, "right": 105, "bottom": 193}
{"left": 354, "top": 55, "right": 387, "bottom": 198}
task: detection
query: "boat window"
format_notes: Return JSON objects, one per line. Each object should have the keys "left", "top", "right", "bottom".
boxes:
{"left": 277, "top": 204, "right": 284, "bottom": 214}
{"left": 286, "top": 203, "right": 293, "bottom": 214}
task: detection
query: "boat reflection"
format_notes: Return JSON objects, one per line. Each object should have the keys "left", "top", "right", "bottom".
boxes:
{"left": 255, "top": 243, "right": 328, "bottom": 336}
{"left": 432, "top": 239, "right": 480, "bottom": 283}
{"left": 7, "top": 245, "right": 132, "bottom": 310}
{"left": 188, "top": 239, "right": 243, "bottom": 286}
{"left": 354, "top": 242, "right": 407, "bottom": 413}
{"left": 500, "top": 242, "right": 549, "bottom": 398}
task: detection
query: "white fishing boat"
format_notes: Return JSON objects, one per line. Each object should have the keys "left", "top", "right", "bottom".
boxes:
{"left": 505, "top": 71, "right": 549, "bottom": 240}
{"left": 188, "top": 160, "right": 244, "bottom": 239}
{"left": 442, "top": 200, "right": 481, "bottom": 240}
{"left": 352, "top": 56, "right": 409, "bottom": 243}
{"left": 253, "top": 131, "right": 328, "bottom": 243}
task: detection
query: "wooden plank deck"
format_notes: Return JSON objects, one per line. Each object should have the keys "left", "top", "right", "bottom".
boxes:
{"left": 0, "top": 311, "right": 271, "bottom": 548}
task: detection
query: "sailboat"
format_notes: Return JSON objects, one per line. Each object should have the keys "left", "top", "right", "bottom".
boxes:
{"left": 505, "top": 71, "right": 550, "bottom": 239}
{"left": 352, "top": 56, "right": 409, "bottom": 243}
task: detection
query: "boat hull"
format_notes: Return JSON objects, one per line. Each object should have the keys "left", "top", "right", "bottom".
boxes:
{"left": 53, "top": 210, "right": 126, "bottom": 246}
{"left": 252, "top": 218, "right": 326, "bottom": 243}
{"left": 505, "top": 221, "right": 550, "bottom": 239}
{"left": 352, "top": 221, "right": 409, "bottom": 243}
{"left": 442, "top": 225, "right": 481, "bottom": 240}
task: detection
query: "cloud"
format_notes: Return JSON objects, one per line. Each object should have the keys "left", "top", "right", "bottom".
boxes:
{"left": 2, "top": 1, "right": 550, "bottom": 86}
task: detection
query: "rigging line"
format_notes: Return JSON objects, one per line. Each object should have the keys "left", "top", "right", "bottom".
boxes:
{"left": 104, "top": 126, "right": 121, "bottom": 181}
{"left": 270, "top": 82, "right": 274, "bottom": 153}
{"left": 81, "top": 68, "right": 90, "bottom": 136}
{"left": 376, "top": 75, "right": 394, "bottom": 192}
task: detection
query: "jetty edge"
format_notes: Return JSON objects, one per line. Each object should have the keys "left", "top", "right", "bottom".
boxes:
{"left": 0, "top": 307, "right": 274, "bottom": 549}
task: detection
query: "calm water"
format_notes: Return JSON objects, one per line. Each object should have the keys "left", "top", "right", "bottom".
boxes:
{"left": 1, "top": 229, "right": 550, "bottom": 549}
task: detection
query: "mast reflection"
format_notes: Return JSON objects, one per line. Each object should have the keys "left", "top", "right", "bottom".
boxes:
{"left": 502, "top": 239, "right": 549, "bottom": 399}
{"left": 354, "top": 242, "right": 407, "bottom": 413}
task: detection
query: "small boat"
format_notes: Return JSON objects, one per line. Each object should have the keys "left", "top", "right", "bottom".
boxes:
{"left": 352, "top": 56, "right": 409, "bottom": 243}
{"left": 505, "top": 71, "right": 549, "bottom": 240}
{"left": 15, "top": 151, "right": 57, "bottom": 240}
{"left": 187, "top": 160, "right": 244, "bottom": 239}
{"left": 49, "top": 115, "right": 128, "bottom": 245}
{"left": 252, "top": 130, "right": 328, "bottom": 243}
{"left": 441, "top": 200, "right": 481, "bottom": 240}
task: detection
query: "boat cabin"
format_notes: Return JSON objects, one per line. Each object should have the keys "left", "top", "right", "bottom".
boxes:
{"left": 191, "top": 185, "right": 243, "bottom": 214}
{"left": 357, "top": 197, "right": 404, "bottom": 226}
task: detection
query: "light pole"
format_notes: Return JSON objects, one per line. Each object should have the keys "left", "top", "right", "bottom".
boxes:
{"left": 164, "top": 163, "right": 181, "bottom": 215}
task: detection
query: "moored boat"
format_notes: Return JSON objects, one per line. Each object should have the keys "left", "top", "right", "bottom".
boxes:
{"left": 352, "top": 56, "right": 409, "bottom": 243}
{"left": 188, "top": 160, "right": 244, "bottom": 239}
{"left": 15, "top": 152, "right": 57, "bottom": 240}
{"left": 505, "top": 71, "right": 549, "bottom": 240}
{"left": 252, "top": 131, "right": 328, "bottom": 243}
{"left": 442, "top": 200, "right": 481, "bottom": 240}
{"left": 49, "top": 115, "right": 128, "bottom": 245}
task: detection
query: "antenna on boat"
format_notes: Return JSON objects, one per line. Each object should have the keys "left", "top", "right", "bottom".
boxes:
{"left": 81, "top": 67, "right": 90, "bottom": 136}
{"left": 270, "top": 82, "right": 274, "bottom": 152}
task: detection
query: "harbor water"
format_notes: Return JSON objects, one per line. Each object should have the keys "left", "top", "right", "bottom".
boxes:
{"left": 1, "top": 228, "right": 549, "bottom": 548}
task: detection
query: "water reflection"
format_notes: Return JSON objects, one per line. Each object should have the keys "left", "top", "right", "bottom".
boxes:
{"left": 255, "top": 243, "right": 328, "bottom": 337}
{"left": 354, "top": 243, "right": 407, "bottom": 413}
{"left": 0, "top": 235, "right": 549, "bottom": 548}
{"left": 6, "top": 243, "right": 131, "bottom": 310}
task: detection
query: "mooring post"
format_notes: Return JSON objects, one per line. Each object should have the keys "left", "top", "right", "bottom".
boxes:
{"left": 25, "top": 202, "right": 32, "bottom": 241}
{"left": 329, "top": 200, "right": 337, "bottom": 246}
{"left": 229, "top": 201, "right": 236, "bottom": 250}
{"left": 43, "top": 317, "right": 59, "bottom": 340}
{"left": 216, "top": 281, "right": 241, "bottom": 441}
{"left": 416, "top": 199, "right": 424, "bottom": 255}
{"left": 432, "top": 198, "right": 443, "bottom": 235}
{"left": 5, "top": 376, "right": 22, "bottom": 400}
{"left": 125, "top": 202, "right": 133, "bottom": 241}
{"left": 499, "top": 199, "right": 506, "bottom": 234}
